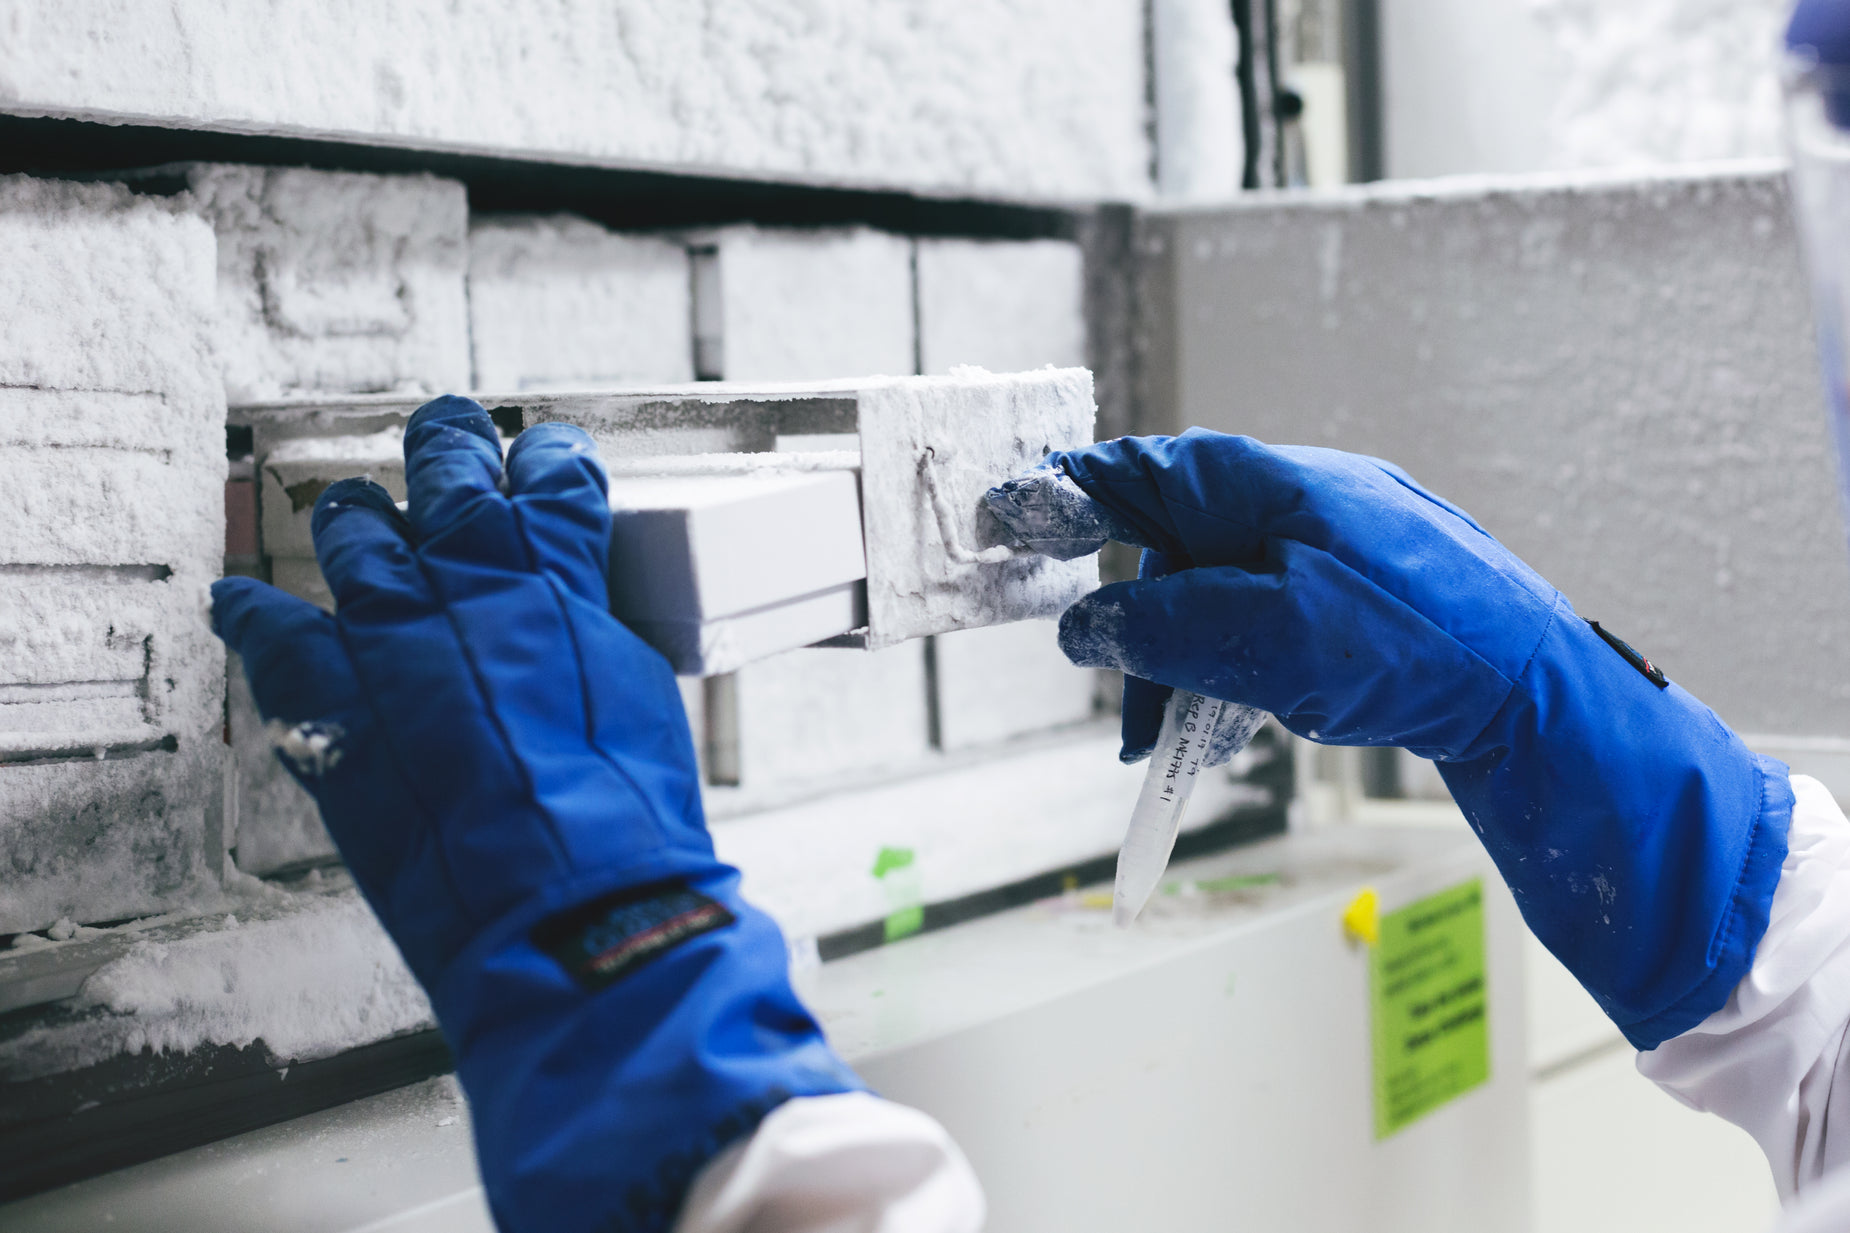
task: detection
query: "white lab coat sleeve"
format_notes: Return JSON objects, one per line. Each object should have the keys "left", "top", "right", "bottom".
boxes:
{"left": 671, "top": 1092, "right": 986, "bottom": 1233}
{"left": 1637, "top": 773, "right": 1850, "bottom": 1202}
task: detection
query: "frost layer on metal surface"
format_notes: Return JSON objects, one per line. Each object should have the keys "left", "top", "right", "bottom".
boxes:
{"left": 914, "top": 238, "right": 1087, "bottom": 377}
{"left": 227, "top": 656, "right": 334, "bottom": 876}
{"left": 181, "top": 165, "right": 470, "bottom": 405}
{"left": 934, "top": 621, "right": 1098, "bottom": 751}
{"left": 468, "top": 216, "right": 692, "bottom": 391}
{"left": 0, "top": 176, "right": 225, "bottom": 933}
{"left": 0, "top": 887, "right": 432, "bottom": 1082}
{"left": 1143, "top": 167, "right": 1846, "bottom": 734}
{"left": 239, "top": 371, "right": 1101, "bottom": 656}
{"left": 693, "top": 226, "right": 917, "bottom": 384}
{"left": 858, "top": 367, "right": 1100, "bottom": 647}
{"left": 0, "top": 1, "right": 1151, "bottom": 202}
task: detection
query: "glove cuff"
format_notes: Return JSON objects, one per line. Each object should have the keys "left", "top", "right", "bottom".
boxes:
{"left": 1624, "top": 751, "right": 1793, "bottom": 1048}
{"left": 1441, "top": 610, "right": 1794, "bottom": 1050}
{"left": 432, "top": 861, "right": 863, "bottom": 1233}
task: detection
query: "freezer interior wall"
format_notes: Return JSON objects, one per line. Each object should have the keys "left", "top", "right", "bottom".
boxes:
{"left": 0, "top": 0, "right": 1305, "bottom": 1119}
{"left": 9, "top": 2, "right": 1809, "bottom": 1224}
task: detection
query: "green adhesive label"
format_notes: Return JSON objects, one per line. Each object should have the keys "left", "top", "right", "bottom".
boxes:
{"left": 873, "top": 846, "right": 923, "bottom": 943}
{"left": 883, "top": 904, "right": 924, "bottom": 943}
{"left": 1369, "top": 878, "right": 1490, "bottom": 1139}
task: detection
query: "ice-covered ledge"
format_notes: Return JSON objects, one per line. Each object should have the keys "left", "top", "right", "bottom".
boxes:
{"left": 0, "top": 826, "right": 1526, "bottom": 1232}
{"left": 1140, "top": 156, "right": 1794, "bottom": 215}
{"left": 0, "top": 878, "right": 432, "bottom": 1083}
{"left": 0, "top": 722, "right": 1283, "bottom": 1081}
{"left": 0, "top": 0, "right": 1150, "bottom": 202}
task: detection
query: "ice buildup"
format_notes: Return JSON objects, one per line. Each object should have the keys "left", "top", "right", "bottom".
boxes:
{"left": 0, "top": 177, "right": 226, "bottom": 934}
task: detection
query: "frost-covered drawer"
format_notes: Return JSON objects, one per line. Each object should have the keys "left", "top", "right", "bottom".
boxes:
{"left": 238, "top": 369, "right": 1101, "bottom": 660}
{"left": 0, "top": 177, "right": 226, "bottom": 935}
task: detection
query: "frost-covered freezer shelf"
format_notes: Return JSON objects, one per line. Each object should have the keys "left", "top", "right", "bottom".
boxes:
{"left": 0, "top": 720, "right": 1286, "bottom": 1200}
{"left": 0, "top": 826, "right": 1526, "bottom": 1233}
{"left": 236, "top": 369, "right": 1100, "bottom": 664}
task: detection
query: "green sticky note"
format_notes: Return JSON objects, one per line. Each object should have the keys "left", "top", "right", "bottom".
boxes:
{"left": 1369, "top": 878, "right": 1490, "bottom": 1139}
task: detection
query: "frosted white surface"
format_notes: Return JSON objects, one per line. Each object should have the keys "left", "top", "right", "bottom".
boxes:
{"left": 0, "top": 888, "right": 432, "bottom": 1079}
{"left": 735, "top": 644, "right": 932, "bottom": 790}
{"left": 915, "top": 240, "right": 1087, "bottom": 376}
{"left": 181, "top": 165, "right": 470, "bottom": 404}
{"left": 1384, "top": 0, "right": 1789, "bottom": 178}
{"left": 468, "top": 216, "right": 692, "bottom": 390}
{"left": 0, "top": 176, "right": 225, "bottom": 933}
{"left": 227, "top": 655, "right": 334, "bottom": 876}
{"left": 0, "top": 760, "right": 213, "bottom": 933}
{"left": 254, "top": 425, "right": 402, "bottom": 618}
{"left": 858, "top": 368, "right": 1100, "bottom": 647}
{"left": 707, "top": 228, "right": 915, "bottom": 382}
{"left": 0, "top": 1077, "right": 486, "bottom": 1233}
{"left": 260, "top": 428, "right": 408, "bottom": 559}
{"left": 1151, "top": 0, "right": 1243, "bottom": 199}
{"left": 912, "top": 247, "right": 1100, "bottom": 747}
{"left": 1146, "top": 166, "right": 1849, "bottom": 735}
{"left": 715, "top": 732, "right": 1271, "bottom": 941}
{"left": 0, "top": 2, "right": 1150, "bottom": 201}
{"left": 1531, "top": 0, "right": 1787, "bottom": 170}
{"left": 934, "top": 621, "right": 1098, "bottom": 751}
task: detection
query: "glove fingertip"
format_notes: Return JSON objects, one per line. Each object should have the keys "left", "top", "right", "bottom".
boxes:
{"left": 1120, "top": 674, "right": 1170, "bottom": 764}
{"left": 406, "top": 394, "right": 495, "bottom": 443}
{"left": 206, "top": 575, "right": 331, "bottom": 673}
{"left": 207, "top": 575, "right": 268, "bottom": 645}
{"left": 505, "top": 422, "right": 611, "bottom": 500}
{"left": 311, "top": 477, "right": 407, "bottom": 539}
{"left": 1057, "top": 592, "right": 1131, "bottom": 671}
{"left": 505, "top": 419, "right": 598, "bottom": 461}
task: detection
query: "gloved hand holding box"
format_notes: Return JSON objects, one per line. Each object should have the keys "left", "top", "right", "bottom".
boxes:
{"left": 211, "top": 396, "right": 861, "bottom": 1233}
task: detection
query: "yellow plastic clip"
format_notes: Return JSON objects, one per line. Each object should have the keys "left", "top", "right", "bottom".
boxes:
{"left": 1342, "top": 887, "right": 1380, "bottom": 947}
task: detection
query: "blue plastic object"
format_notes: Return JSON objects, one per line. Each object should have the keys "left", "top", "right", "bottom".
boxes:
{"left": 1789, "top": 0, "right": 1850, "bottom": 125}
{"left": 212, "top": 396, "right": 860, "bottom": 1233}
{"left": 1049, "top": 430, "right": 1793, "bottom": 1050}
{"left": 1790, "top": 0, "right": 1850, "bottom": 66}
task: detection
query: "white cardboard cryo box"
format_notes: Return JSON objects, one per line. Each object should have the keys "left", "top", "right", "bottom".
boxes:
{"left": 605, "top": 468, "right": 867, "bottom": 675}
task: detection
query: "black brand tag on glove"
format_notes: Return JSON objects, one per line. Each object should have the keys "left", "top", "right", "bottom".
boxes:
{"left": 1585, "top": 620, "right": 1669, "bottom": 690}
{"left": 532, "top": 883, "right": 736, "bottom": 991}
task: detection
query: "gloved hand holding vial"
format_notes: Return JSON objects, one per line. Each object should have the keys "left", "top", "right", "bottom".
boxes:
{"left": 986, "top": 464, "right": 1269, "bottom": 924}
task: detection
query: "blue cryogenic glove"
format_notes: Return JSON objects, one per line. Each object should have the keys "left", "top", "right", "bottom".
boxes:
{"left": 211, "top": 396, "right": 860, "bottom": 1233}
{"left": 1050, "top": 430, "right": 1793, "bottom": 1050}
